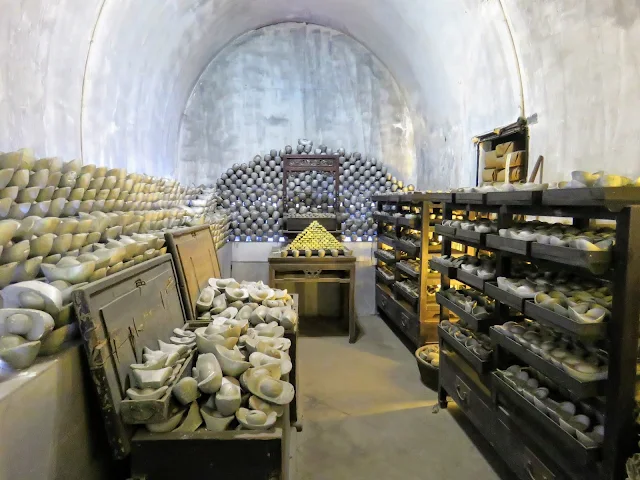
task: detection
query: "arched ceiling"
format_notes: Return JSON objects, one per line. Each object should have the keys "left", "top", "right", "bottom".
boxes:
{"left": 81, "top": 0, "right": 520, "bottom": 188}
{"left": 3, "top": 0, "right": 636, "bottom": 189}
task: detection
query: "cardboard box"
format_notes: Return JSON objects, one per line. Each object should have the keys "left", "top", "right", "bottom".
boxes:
{"left": 496, "top": 150, "right": 526, "bottom": 169}
{"left": 483, "top": 150, "right": 499, "bottom": 168}
{"left": 482, "top": 168, "right": 496, "bottom": 182}
{"left": 496, "top": 166, "right": 522, "bottom": 182}
{"left": 496, "top": 141, "right": 515, "bottom": 157}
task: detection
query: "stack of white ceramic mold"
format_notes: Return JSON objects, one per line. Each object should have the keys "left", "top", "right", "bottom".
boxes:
{"left": 131, "top": 278, "right": 298, "bottom": 433}
{"left": 0, "top": 149, "right": 196, "bottom": 288}
{"left": 0, "top": 148, "right": 199, "bottom": 370}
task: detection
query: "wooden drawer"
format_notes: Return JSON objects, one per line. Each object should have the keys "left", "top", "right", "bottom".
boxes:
{"left": 376, "top": 284, "right": 396, "bottom": 318}
{"left": 439, "top": 349, "right": 495, "bottom": 445}
{"left": 494, "top": 407, "right": 568, "bottom": 480}
{"left": 494, "top": 406, "right": 600, "bottom": 480}
{"left": 396, "top": 307, "right": 419, "bottom": 346}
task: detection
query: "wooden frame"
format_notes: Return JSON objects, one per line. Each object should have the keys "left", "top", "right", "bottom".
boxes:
{"left": 165, "top": 224, "right": 221, "bottom": 321}
{"left": 473, "top": 118, "right": 529, "bottom": 187}
{"left": 281, "top": 155, "right": 340, "bottom": 233}
{"left": 268, "top": 250, "right": 358, "bottom": 343}
{"left": 372, "top": 193, "right": 443, "bottom": 347}
{"left": 72, "top": 254, "right": 188, "bottom": 459}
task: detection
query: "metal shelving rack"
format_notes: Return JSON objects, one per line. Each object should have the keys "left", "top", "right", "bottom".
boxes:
{"left": 434, "top": 187, "right": 640, "bottom": 480}
{"left": 372, "top": 192, "right": 443, "bottom": 346}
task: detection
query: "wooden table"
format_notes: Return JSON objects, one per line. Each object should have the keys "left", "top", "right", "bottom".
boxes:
{"left": 268, "top": 249, "right": 359, "bottom": 343}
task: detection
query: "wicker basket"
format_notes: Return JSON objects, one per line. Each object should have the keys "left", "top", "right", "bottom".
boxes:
{"left": 415, "top": 344, "right": 439, "bottom": 391}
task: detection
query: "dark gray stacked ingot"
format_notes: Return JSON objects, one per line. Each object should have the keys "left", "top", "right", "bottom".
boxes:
{"left": 215, "top": 139, "right": 414, "bottom": 242}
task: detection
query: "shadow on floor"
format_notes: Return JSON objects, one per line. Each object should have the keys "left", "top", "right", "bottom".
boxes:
{"left": 299, "top": 316, "right": 350, "bottom": 338}
{"left": 446, "top": 405, "right": 514, "bottom": 480}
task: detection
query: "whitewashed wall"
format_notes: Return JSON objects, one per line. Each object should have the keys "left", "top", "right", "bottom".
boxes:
{"left": 0, "top": 0, "right": 638, "bottom": 187}
{"left": 178, "top": 23, "right": 416, "bottom": 187}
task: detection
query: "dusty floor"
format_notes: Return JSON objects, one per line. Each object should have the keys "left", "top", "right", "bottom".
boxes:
{"left": 290, "top": 315, "right": 512, "bottom": 480}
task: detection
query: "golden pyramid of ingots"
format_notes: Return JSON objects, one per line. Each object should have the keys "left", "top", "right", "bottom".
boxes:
{"left": 287, "top": 221, "right": 344, "bottom": 251}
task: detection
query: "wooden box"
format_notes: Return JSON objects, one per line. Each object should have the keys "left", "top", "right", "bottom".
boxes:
{"left": 74, "top": 255, "right": 291, "bottom": 479}
{"left": 73, "top": 254, "right": 188, "bottom": 459}
{"left": 165, "top": 224, "right": 221, "bottom": 321}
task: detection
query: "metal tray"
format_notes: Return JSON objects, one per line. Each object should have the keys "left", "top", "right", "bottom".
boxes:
{"left": 492, "top": 373, "right": 601, "bottom": 466}
{"left": 484, "top": 282, "right": 525, "bottom": 311}
{"left": 486, "top": 234, "right": 531, "bottom": 256}
{"left": 435, "top": 292, "right": 495, "bottom": 330}
{"left": 490, "top": 327, "right": 607, "bottom": 399}
{"left": 428, "top": 260, "right": 457, "bottom": 278}
{"left": 165, "top": 225, "right": 221, "bottom": 321}
{"left": 373, "top": 213, "right": 398, "bottom": 225}
{"left": 523, "top": 301, "right": 607, "bottom": 338}
{"left": 455, "top": 229, "right": 486, "bottom": 245}
{"left": 378, "top": 234, "right": 396, "bottom": 248}
{"left": 397, "top": 216, "right": 420, "bottom": 228}
{"left": 374, "top": 249, "right": 396, "bottom": 265}
{"left": 73, "top": 254, "right": 188, "bottom": 459}
{"left": 396, "top": 261, "right": 420, "bottom": 280}
{"left": 395, "top": 238, "right": 420, "bottom": 256}
{"left": 375, "top": 268, "right": 395, "bottom": 286}
{"left": 373, "top": 213, "right": 397, "bottom": 225}
{"left": 456, "top": 269, "right": 486, "bottom": 291}
{"left": 434, "top": 224, "right": 456, "bottom": 237}
{"left": 530, "top": 243, "right": 612, "bottom": 275}
{"left": 438, "top": 325, "right": 491, "bottom": 374}
{"left": 393, "top": 283, "right": 419, "bottom": 309}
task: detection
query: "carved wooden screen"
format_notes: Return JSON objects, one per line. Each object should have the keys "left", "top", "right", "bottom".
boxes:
{"left": 281, "top": 154, "right": 340, "bottom": 221}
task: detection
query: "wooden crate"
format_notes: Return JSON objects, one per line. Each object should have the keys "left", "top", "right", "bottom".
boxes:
{"left": 73, "top": 254, "right": 291, "bottom": 479}
{"left": 130, "top": 400, "right": 290, "bottom": 480}
{"left": 73, "top": 254, "right": 188, "bottom": 459}
{"left": 165, "top": 224, "right": 221, "bottom": 321}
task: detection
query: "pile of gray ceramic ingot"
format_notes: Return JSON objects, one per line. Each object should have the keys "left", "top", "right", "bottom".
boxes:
{"left": 216, "top": 139, "right": 414, "bottom": 242}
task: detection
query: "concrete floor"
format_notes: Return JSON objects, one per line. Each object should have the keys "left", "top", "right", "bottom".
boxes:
{"left": 290, "top": 315, "right": 512, "bottom": 480}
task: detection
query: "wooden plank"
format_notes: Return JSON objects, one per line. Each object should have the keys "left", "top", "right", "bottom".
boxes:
{"left": 120, "top": 351, "right": 196, "bottom": 424}
{"left": 165, "top": 224, "right": 221, "bottom": 321}
{"left": 131, "top": 412, "right": 288, "bottom": 480}
{"left": 72, "top": 255, "right": 188, "bottom": 459}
